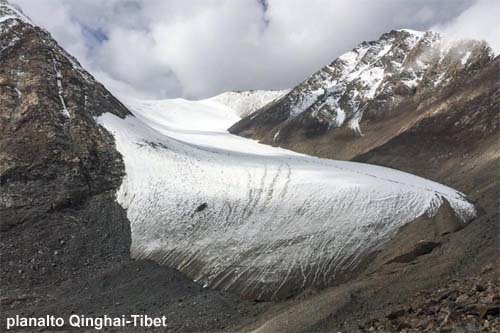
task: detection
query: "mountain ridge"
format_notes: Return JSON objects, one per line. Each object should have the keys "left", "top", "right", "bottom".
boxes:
{"left": 229, "top": 29, "right": 494, "bottom": 147}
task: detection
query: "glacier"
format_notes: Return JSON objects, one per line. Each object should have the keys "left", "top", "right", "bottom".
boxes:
{"left": 97, "top": 94, "right": 476, "bottom": 299}
{"left": 206, "top": 89, "right": 289, "bottom": 118}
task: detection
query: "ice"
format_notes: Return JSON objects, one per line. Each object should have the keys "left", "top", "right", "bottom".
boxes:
{"left": 97, "top": 95, "right": 476, "bottom": 297}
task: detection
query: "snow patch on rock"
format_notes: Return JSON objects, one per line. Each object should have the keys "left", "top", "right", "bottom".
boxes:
{"left": 52, "top": 59, "right": 70, "bottom": 118}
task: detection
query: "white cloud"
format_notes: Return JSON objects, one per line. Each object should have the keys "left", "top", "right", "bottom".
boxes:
{"left": 12, "top": 0, "right": 492, "bottom": 99}
{"left": 432, "top": 0, "right": 499, "bottom": 54}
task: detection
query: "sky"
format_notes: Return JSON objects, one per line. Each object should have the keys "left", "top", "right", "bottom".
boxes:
{"left": 11, "top": 0, "right": 500, "bottom": 99}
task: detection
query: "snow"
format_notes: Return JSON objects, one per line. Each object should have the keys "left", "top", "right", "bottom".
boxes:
{"left": 14, "top": 87, "right": 21, "bottom": 99}
{"left": 290, "top": 87, "right": 325, "bottom": 117}
{"left": 0, "top": 24, "right": 19, "bottom": 54}
{"left": 97, "top": 96, "right": 476, "bottom": 297}
{"left": 338, "top": 44, "right": 370, "bottom": 73}
{"left": 0, "top": 1, "right": 31, "bottom": 25}
{"left": 273, "top": 130, "right": 280, "bottom": 142}
{"left": 359, "top": 67, "right": 385, "bottom": 99}
{"left": 461, "top": 51, "right": 472, "bottom": 65}
{"left": 347, "top": 112, "right": 364, "bottom": 136}
{"left": 401, "top": 68, "right": 421, "bottom": 88}
{"left": 270, "top": 30, "right": 478, "bottom": 137}
{"left": 52, "top": 59, "right": 70, "bottom": 118}
{"left": 0, "top": 14, "right": 15, "bottom": 23}
{"left": 282, "top": 33, "right": 416, "bottom": 133}
{"left": 334, "top": 107, "right": 346, "bottom": 127}
{"left": 433, "top": 72, "right": 447, "bottom": 87}
{"left": 398, "top": 29, "right": 425, "bottom": 38}
{"left": 207, "top": 90, "right": 289, "bottom": 118}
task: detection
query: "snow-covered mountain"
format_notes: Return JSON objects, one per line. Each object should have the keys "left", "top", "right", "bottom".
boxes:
{"left": 2, "top": 0, "right": 498, "bottom": 329}
{"left": 97, "top": 95, "right": 476, "bottom": 299}
{"left": 229, "top": 29, "right": 493, "bottom": 142}
{"left": 0, "top": 0, "right": 30, "bottom": 24}
{"left": 2, "top": 1, "right": 479, "bottom": 299}
{"left": 205, "top": 89, "right": 289, "bottom": 118}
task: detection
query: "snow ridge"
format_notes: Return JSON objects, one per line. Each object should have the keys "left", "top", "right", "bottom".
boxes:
{"left": 0, "top": 1, "right": 31, "bottom": 25}
{"left": 97, "top": 97, "right": 476, "bottom": 299}
{"left": 275, "top": 29, "right": 491, "bottom": 134}
{"left": 207, "top": 89, "right": 289, "bottom": 118}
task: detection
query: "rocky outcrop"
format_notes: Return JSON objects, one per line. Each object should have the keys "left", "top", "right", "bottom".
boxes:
{"left": 0, "top": 0, "right": 133, "bottom": 290}
{"left": 360, "top": 263, "right": 500, "bottom": 332}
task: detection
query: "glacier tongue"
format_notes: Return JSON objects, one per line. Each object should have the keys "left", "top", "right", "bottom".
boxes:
{"left": 97, "top": 96, "right": 476, "bottom": 299}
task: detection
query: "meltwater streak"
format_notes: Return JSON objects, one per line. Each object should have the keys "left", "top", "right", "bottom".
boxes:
{"left": 97, "top": 95, "right": 476, "bottom": 299}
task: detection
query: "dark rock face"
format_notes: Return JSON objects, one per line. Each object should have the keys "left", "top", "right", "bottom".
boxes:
{"left": 0, "top": 8, "right": 132, "bottom": 288}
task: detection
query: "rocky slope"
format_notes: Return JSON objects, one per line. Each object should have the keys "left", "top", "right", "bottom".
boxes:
{"left": 0, "top": 0, "right": 131, "bottom": 282}
{"left": 359, "top": 262, "right": 500, "bottom": 332}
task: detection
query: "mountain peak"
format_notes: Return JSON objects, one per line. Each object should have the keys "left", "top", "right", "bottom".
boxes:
{"left": 0, "top": 0, "right": 31, "bottom": 25}
{"left": 230, "top": 28, "right": 493, "bottom": 140}
{"left": 396, "top": 28, "right": 425, "bottom": 37}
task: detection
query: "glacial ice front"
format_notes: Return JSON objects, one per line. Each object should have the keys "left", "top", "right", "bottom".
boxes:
{"left": 97, "top": 95, "right": 476, "bottom": 299}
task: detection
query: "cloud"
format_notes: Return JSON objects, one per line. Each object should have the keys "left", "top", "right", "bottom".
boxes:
{"left": 432, "top": 0, "right": 500, "bottom": 54}
{"left": 12, "top": 0, "right": 492, "bottom": 99}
